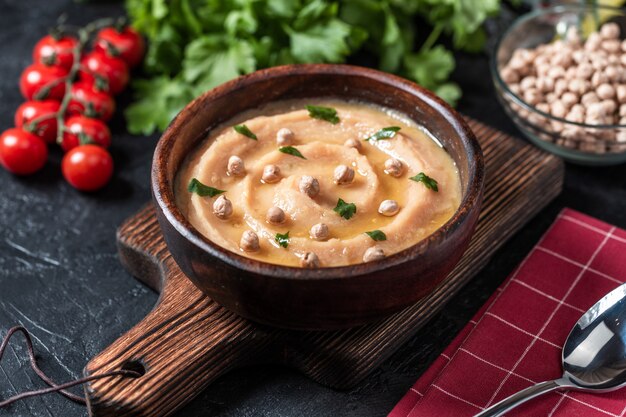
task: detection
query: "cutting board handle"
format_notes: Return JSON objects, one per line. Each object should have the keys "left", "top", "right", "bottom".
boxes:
{"left": 83, "top": 258, "right": 273, "bottom": 417}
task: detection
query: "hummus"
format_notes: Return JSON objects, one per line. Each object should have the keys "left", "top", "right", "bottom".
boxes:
{"left": 176, "top": 99, "right": 461, "bottom": 267}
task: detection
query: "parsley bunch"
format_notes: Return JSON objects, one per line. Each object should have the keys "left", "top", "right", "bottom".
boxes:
{"left": 124, "top": 0, "right": 501, "bottom": 135}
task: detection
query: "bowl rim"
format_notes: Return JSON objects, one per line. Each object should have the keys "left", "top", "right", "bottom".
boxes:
{"left": 490, "top": 3, "right": 626, "bottom": 130}
{"left": 152, "top": 64, "right": 484, "bottom": 280}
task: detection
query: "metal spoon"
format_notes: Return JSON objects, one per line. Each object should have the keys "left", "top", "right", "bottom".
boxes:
{"left": 475, "top": 282, "right": 626, "bottom": 417}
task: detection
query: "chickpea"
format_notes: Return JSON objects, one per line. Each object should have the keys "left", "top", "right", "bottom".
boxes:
{"left": 545, "top": 93, "right": 557, "bottom": 104}
{"left": 334, "top": 165, "right": 355, "bottom": 185}
{"left": 535, "top": 103, "right": 550, "bottom": 114}
{"left": 554, "top": 78, "right": 568, "bottom": 96}
{"left": 266, "top": 206, "right": 286, "bottom": 225}
{"left": 520, "top": 76, "right": 536, "bottom": 90}
{"left": 262, "top": 164, "right": 281, "bottom": 183}
{"left": 566, "top": 27, "right": 581, "bottom": 45}
{"left": 597, "top": 83, "right": 615, "bottom": 100}
{"left": 567, "top": 79, "right": 589, "bottom": 95}
{"left": 552, "top": 53, "right": 573, "bottom": 68}
{"left": 575, "top": 63, "right": 593, "bottom": 79}
{"left": 384, "top": 158, "right": 404, "bottom": 177}
{"left": 550, "top": 101, "right": 567, "bottom": 118}
{"left": 591, "top": 72, "right": 609, "bottom": 88}
{"left": 363, "top": 247, "right": 385, "bottom": 263}
{"left": 536, "top": 77, "right": 554, "bottom": 93}
{"left": 587, "top": 102, "right": 608, "bottom": 119}
{"left": 213, "top": 195, "right": 233, "bottom": 220}
{"left": 585, "top": 32, "right": 602, "bottom": 51}
{"left": 523, "top": 88, "right": 542, "bottom": 106}
{"left": 581, "top": 92, "right": 599, "bottom": 106}
{"left": 309, "top": 223, "right": 329, "bottom": 241}
{"left": 378, "top": 200, "right": 400, "bottom": 217}
{"left": 605, "top": 66, "right": 620, "bottom": 83}
{"left": 616, "top": 85, "right": 626, "bottom": 104}
{"left": 600, "top": 100, "right": 617, "bottom": 115}
{"left": 276, "top": 128, "right": 294, "bottom": 146}
{"left": 240, "top": 230, "right": 259, "bottom": 252}
{"left": 601, "top": 39, "right": 621, "bottom": 54}
{"left": 227, "top": 155, "right": 246, "bottom": 177}
{"left": 301, "top": 252, "right": 320, "bottom": 268}
{"left": 344, "top": 138, "right": 363, "bottom": 152}
{"left": 501, "top": 67, "right": 519, "bottom": 84}
{"left": 561, "top": 92, "right": 578, "bottom": 108}
{"left": 299, "top": 175, "right": 320, "bottom": 198}
{"left": 600, "top": 22, "right": 620, "bottom": 40}
{"left": 547, "top": 67, "right": 565, "bottom": 80}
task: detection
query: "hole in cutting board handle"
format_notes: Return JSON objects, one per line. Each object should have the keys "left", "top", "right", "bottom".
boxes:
{"left": 120, "top": 359, "right": 147, "bottom": 378}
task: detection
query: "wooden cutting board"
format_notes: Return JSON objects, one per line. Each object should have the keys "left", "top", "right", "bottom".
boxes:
{"left": 83, "top": 119, "right": 564, "bottom": 417}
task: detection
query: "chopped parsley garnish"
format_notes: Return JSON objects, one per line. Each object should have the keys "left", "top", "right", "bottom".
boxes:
{"left": 409, "top": 172, "right": 439, "bottom": 191}
{"left": 279, "top": 146, "right": 306, "bottom": 159}
{"left": 187, "top": 178, "right": 226, "bottom": 197}
{"left": 306, "top": 105, "right": 339, "bottom": 124}
{"left": 275, "top": 231, "right": 290, "bottom": 248}
{"left": 233, "top": 124, "right": 257, "bottom": 140}
{"left": 365, "top": 126, "right": 401, "bottom": 141}
{"left": 365, "top": 230, "right": 387, "bottom": 241}
{"left": 333, "top": 198, "right": 357, "bottom": 220}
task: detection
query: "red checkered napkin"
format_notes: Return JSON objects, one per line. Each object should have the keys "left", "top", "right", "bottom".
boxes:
{"left": 389, "top": 209, "right": 626, "bottom": 417}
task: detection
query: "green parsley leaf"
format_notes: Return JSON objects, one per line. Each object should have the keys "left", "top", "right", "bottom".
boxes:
{"left": 288, "top": 20, "right": 353, "bottom": 63}
{"left": 233, "top": 124, "right": 258, "bottom": 140}
{"left": 188, "top": 178, "right": 226, "bottom": 197}
{"left": 305, "top": 105, "right": 339, "bottom": 124}
{"left": 365, "top": 230, "right": 387, "bottom": 241}
{"left": 182, "top": 36, "right": 256, "bottom": 95}
{"left": 275, "top": 231, "right": 290, "bottom": 248}
{"left": 333, "top": 198, "right": 357, "bottom": 220}
{"left": 279, "top": 146, "right": 306, "bottom": 159}
{"left": 125, "top": 76, "right": 195, "bottom": 136}
{"left": 409, "top": 172, "right": 439, "bottom": 192}
{"left": 125, "top": 0, "right": 501, "bottom": 134}
{"left": 365, "top": 126, "right": 401, "bottom": 141}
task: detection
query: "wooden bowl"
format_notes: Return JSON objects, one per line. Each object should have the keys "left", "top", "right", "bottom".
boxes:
{"left": 152, "top": 64, "right": 484, "bottom": 330}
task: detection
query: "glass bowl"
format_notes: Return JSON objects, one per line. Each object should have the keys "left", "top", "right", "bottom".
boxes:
{"left": 490, "top": 5, "right": 626, "bottom": 165}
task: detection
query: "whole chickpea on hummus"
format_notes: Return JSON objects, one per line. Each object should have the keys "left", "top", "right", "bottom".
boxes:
{"left": 176, "top": 99, "right": 461, "bottom": 268}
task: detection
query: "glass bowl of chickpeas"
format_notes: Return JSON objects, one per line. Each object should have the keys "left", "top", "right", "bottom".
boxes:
{"left": 491, "top": 4, "right": 626, "bottom": 165}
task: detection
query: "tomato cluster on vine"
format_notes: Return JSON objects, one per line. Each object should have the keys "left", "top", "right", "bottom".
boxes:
{"left": 0, "top": 22, "right": 144, "bottom": 192}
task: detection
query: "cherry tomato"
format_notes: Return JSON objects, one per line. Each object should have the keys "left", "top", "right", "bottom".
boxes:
{"left": 61, "top": 116, "right": 111, "bottom": 152}
{"left": 14, "top": 100, "right": 61, "bottom": 144}
{"left": 67, "top": 82, "right": 115, "bottom": 121}
{"left": 94, "top": 27, "right": 145, "bottom": 68}
{"left": 0, "top": 128, "right": 48, "bottom": 175}
{"left": 80, "top": 51, "right": 129, "bottom": 95}
{"left": 33, "top": 35, "right": 78, "bottom": 71}
{"left": 19, "top": 64, "right": 68, "bottom": 101}
{"left": 62, "top": 144, "right": 113, "bottom": 191}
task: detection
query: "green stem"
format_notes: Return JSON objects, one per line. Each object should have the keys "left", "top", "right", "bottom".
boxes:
{"left": 420, "top": 23, "right": 443, "bottom": 52}
{"left": 55, "top": 18, "right": 116, "bottom": 145}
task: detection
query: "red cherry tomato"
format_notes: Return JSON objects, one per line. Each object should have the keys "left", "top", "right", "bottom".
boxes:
{"left": 62, "top": 116, "right": 111, "bottom": 152}
{"left": 0, "top": 128, "right": 48, "bottom": 175}
{"left": 67, "top": 82, "right": 115, "bottom": 121}
{"left": 19, "top": 64, "right": 68, "bottom": 101}
{"left": 14, "top": 100, "right": 61, "bottom": 144}
{"left": 33, "top": 35, "right": 78, "bottom": 71}
{"left": 94, "top": 27, "right": 145, "bottom": 68}
{"left": 62, "top": 144, "right": 113, "bottom": 191}
{"left": 80, "top": 51, "right": 129, "bottom": 95}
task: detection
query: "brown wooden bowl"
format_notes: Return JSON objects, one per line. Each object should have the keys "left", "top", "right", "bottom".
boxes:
{"left": 152, "top": 64, "right": 484, "bottom": 330}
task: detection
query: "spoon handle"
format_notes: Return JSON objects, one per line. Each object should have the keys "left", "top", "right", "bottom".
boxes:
{"left": 474, "top": 379, "right": 565, "bottom": 417}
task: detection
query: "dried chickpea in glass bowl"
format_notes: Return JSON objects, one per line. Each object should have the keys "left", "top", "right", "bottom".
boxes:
{"left": 491, "top": 5, "right": 626, "bottom": 165}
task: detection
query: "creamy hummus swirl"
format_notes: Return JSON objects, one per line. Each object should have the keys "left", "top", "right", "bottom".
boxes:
{"left": 176, "top": 100, "right": 461, "bottom": 267}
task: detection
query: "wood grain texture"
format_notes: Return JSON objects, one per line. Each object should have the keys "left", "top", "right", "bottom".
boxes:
{"left": 84, "top": 118, "right": 563, "bottom": 417}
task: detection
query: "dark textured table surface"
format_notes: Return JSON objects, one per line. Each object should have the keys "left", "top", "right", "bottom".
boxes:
{"left": 1, "top": 1, "right": 625, "bottom": 416}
